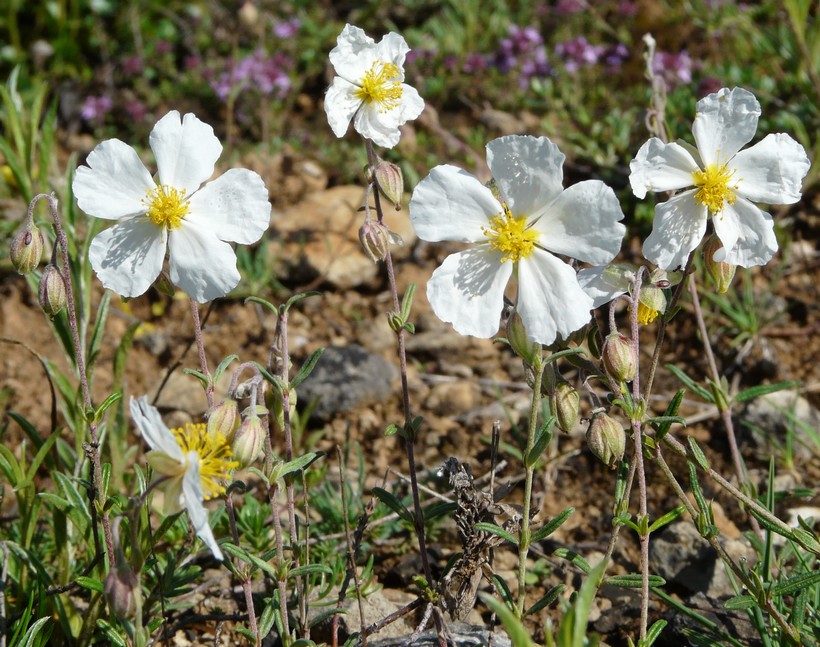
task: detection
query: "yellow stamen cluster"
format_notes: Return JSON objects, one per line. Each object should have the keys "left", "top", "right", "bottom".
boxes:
{"left": 636, "top": 302, "right": 660, "bottom": 326}
{"left": 171, "top": 423, "right": 238, "bottom": 499}
{"left": 355, "top": 61, "right": 403, "bottom": 112}
{"left": 144, "top": 184, "right": 189, "bottom": 230}
{"left": 483, "top": 206, "right": 538, "bottom": 263}
{"left": 692, "top": 164, "right": 737, "bottom": 214}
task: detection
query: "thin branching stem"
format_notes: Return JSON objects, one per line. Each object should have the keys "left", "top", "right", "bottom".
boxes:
{"left": 226, "top": 495, "right": 259, "bottom": 646}
{"left": 189, "top": 299, "right": 214, "bottom": 409}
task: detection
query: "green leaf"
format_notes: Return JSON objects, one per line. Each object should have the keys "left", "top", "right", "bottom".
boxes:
{"left": 645, "top": 619, "right": 668, "bottom": 646}
{"left": 291, "top": 348, "right": 324, "bottom": 389}
{"left": 86, "top": 291, "right": 110, "bottom": 370}
{"left": 24, "top": 431, "right": 57, "bottom": 484}
{"left": 19, "top": 616, "right": 52, "bottom": 647}
{"left": 525, "top": 417, "right": 555, "bottom": 468}
{"left": 281, "top": 290, "right": 321, "bottom": 314}
{"left": 773, "top": 570, "right": 820, "bottom": 597}
{"left": 213, "top": 354, "right": 239, "bottom": 383}
{"left": 424, "top": 501, "right": 457, "bottom": 521}
{"left": 75, "top": 576, "right": 104, "bottom": 593}
{"left": 604, "top": 573, "right": 665, "bottom": 588}
{"left": 93, "top": 392, "right": 122, "bottom": 424}
{"left": 723, "top": 594, "right": 756, "bottom": 610}
{"left": 665, "top": 364, "right": 712, "bottom": 402}
{"left": 687, "top": 437, "right": 710, "bottom": 471}
{"left": 648, "top": 505, "right": 686, "bottom": 533}
{"left": 733, "top": 380, "right": 799, "bottom": 404}
{"left": 478, "top": 593, "right": 533, "bottom": 646}
{"left": 544, "top": 347, "right": 587, "bottom": 364}
{"left": 653, "top": 389, "right": 686, "bottom": 440}
{"left": 289, "top": 563, "right": 333, "bottom": 578}
{"left": 244, "top": 295, "right": 279, "bottom": 314}
{"left": 278, "top": 451, "right": 324, "bottom": 480}
{"left": 474, "top": 522, "right": 517, "bottom": 545}
{"left": 553, "top": 548, "right": 591, "bottom": 574}
{"left": 525, "top": 584, "right": 565, "bottom": 616}
{"left": 372, "top": 487, "right": 413, "bottom": 523}
{"left": 400, "top": 282, "right": 416, "bottom": 321}
{"left": 490, "top": 572, "right": 515, "bottom": 607}
{"left": 182, "top": 368, "right": 209, "bottom": 389}
{"left": 221, "top": 543, "right": 276, "bottom": 577}
{"left": 791, "top": 528, "right": 820, "bottom": 555}
{"left": 532, "top": 507, "right": 574, "bottom": 543}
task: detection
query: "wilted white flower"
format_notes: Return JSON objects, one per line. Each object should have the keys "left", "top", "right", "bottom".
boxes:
{"left": 325, "top": 24, "right": 424, "bottom": 148}
{"left": 410, "top": 135, "right": 625, "bottom": 345}
{"left": 130, "top": 397, "right": 237, "bottom": 560}
{"left": 74, "top": 111, "right": 271, "bottom": 302}
{"left": 630, "top": 87, "right": 809, "bottom": 270}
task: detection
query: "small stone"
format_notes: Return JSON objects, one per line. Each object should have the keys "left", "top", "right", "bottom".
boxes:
{"left": 739, "top": 390, "right": 819, "bottom": 461}
{"left": 424, "top": 382, "right": 480, "bottom": 416}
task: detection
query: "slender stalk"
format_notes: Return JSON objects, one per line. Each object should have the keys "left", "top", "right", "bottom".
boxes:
{"left": 226, "top": 495, "right": 259, "bottom": 646}
{"left": 189, "top": 299, "right": 214, "bottom": 409}
{"left": 33, "top": 194, "right": 114, "bottom": 570}
{"left": 268, "top": 483, "right": 291, "bottom": 641}
{"left": 364, "top": 140, "right": 444, "bottom": 644}
{"left": 517, "top": 356, "right": 543, "bottom": 615}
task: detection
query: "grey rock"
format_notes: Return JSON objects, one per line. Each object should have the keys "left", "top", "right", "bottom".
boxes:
{"left": 368, "top": 622, "right": 511, "bottom": 647}
{"left": 650, "top": 522, "right": 713, "bottom": 594}
{"left": 739, "top": 390, "right": 819, "bottom": 461}
{"left": 298, "top": 344, "right": 397, "bottom": 419}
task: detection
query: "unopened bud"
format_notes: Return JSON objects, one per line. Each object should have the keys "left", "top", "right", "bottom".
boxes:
{"left": 359, "top": 219, "right": 391, "bottom": 263}
{"left": 635, "top": 285, "right": 666, "bottom": 326}
{"left": 272, "top": 387, "right": 297, "bottom": 436}
{"left": 38, "top": 264, "right": 67, "bottom": 317}
{"left": 104, "top": 564, "right": 139, "bottom": 619}
{"left": 373, "top": 158, "right": 404, "bottom": 210}
{"left": 207, "top": 398, "right": 239, "bottom": 441}
{"left": 552, "top": 381, "right": 579, "bottom": 433}
{"left": 10, "top": 224, "right": 44, "bottom": 274}
{"left": 703, "top": 235, "right": 736, "bottom": 294}
{"left": 232, "top": 413, "right": 265, "bottom": 468}
{"left": 602, "top": 333, "right": 637, "bottom": 383}
{"left": 506, "top": 311, "right": 541, "bottom": 366}
{"left": 586, "top": 412, "right": 625, "bottom": 469}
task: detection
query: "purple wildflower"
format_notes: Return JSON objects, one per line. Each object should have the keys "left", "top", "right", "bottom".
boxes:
{"left": 273, "top": 17, "right": 300, "bottom": 39}
{"left": 652, "top": 50, "right": 697, "bottom": 87}
{"left": 555, "top": 36, "right": 605, "bottom": 73}
{"left": 80, "top": 95, "right": 113, "bottom": 124}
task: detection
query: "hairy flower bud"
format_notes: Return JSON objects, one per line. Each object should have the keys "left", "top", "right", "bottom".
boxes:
{"left": 207, "top": 398, "right": 239, "bottom": 441}
{"left": 104, "top": 563, "right": 139, "bottom": 619}
{"left": 506, "top": 311, "right": 541, "bottom": 366}
{"left": 602, "top": 333, "right": 637, "bottom": 383}
{"left": 38, "top": 264, "right": 67, "bottom": 317}
{"left": 586, "top": 412, "right": 625, "bottom": 469}
{"left": 552, "top": 381, "right": 579, "bottom": 433}
{"left": 232, "top": 413, "right": 265, "bottom": 468}
{"left": 10, "top": 223, "right": 44, "bottom": 274}
{"left": 359, "top": 219, "right": 391, "bottom": 263}
{"left": 373, "top": 158, "right": 404, "bottom": 210}
{"left": 703, "top": 235, "right": 736, "bottom": 294}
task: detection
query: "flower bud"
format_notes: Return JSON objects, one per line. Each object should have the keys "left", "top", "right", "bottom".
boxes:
{"left": 272, "top": 387, "right": 297, "bottom": 436}
{"left": 359, "top": 219, "right": 391, "bottom": 263}
{"left": 10, "top": 223, "right": 44, "bottom": 274}
{"left": 506, "top": 311, "right": 541, "bottom": 366}
{"left": 586, "top": 412, "right": 625, "bottom": 469}
{"left": 703, "top": 235, "right": 736, "bottom": 294}
{"left": 552, "top": 381, "right": 579, "bottom": 433}
{"left": 635, "top": 285, "right": 666, "bottom": 325}
{"left": 207, "top": 398, "right": 239, "bottom": 441}
{"left": 602, "top": 333, "right": 637, "bottom": 383}
{"left": 153, "top": 270, "right": 176, "bottom": 297}
{"left": 38, "top": 264, "right": 67, "bottom": 317}
{"left": 373, "top": 158, "right": 404, "bottom": 210}
{"left": 104, "top": 563, "right": 139, "bottom": 619}
{"left": 231, "top": 413, "right": 265, "bottom": 468}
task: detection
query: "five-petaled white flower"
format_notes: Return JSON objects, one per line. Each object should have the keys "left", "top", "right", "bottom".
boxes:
{"left": 410, "top": 135, "right": 626, "bottom": 345}
{"left": 130, "top": 396, "right": 237, "bottom": 560}
{"left": 325, "top": 24, "right": 424, "bottom": 149}
{"left": 630, "top": 87, "right": 809, "bottom": 270}
{"left": 73, "top": 111, "right": 271, "bottom": 302}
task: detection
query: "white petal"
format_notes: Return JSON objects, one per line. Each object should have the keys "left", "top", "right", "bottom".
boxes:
{"left": 377, "top": 31, "right": 410, "bottom": 70}
{"left": 185, "top": 169, "right": 271, "bottom": 244}
{"left": 73, "top": 139, "right": 154, "bottom": 220}
{"left": 398, "top": 84, "right": 425, "bottom": 123}
{"left": 517, "top": 250, "right": 593, "bottom": 345}
{"left": 168, "top": 226, "right": 240, "bottom": 302}
{"left": 486, "top": 135, "right": 564, "bottom": 215}
{"left": 713, "top": 198, "right": 777, "bottom": 267}
{"left": 533, "top": 180, "right": 625, "bottom": 265}
{"left": 577, "top": 265, "right": 630, "bottom": 308}
{"left": 354, "top": 103, "right": 403, "bottom": 148}
{"left": 130, "top": 396, "right": 183, "bottom": 461}
{"left": 150, "top": 111, "right": 222, "bottom": 194}
{"left": 629, "top": 139, "right": 699, "bottom": 199}
{"left": 329, "top": 24, "right": 377, "bottom": 80}
{"left": 692, "top": 87, "right": 760, "bottom": 167}
{"left": 410, "top": 165, "right": 501, "bottom": 242}
{"left": 89, "top": 218, "right": 166, "bottom": 298}
{"left": 642, "top": 191, "right": 707, "bottom": 270}
{"left": 181, "top": 460, "right": 223, "bottom": 560}
{"left": 325, "top": 77, "right": 361, "bottom": 139}
{"left": 426, "top": 247, "right": 512, "bottom": 339}
{"left": 731, "top": 133, "right": 809, "bottom": 205}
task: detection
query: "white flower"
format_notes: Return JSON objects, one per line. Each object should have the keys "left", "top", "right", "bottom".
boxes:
{"left": 410, "top": 135, "right": 626, "bottom": 345}
{"left": 130, "top": 396, "right": 238, "bottom": 560}
{"left": 73, "top": 111, "right": 271, "bottom": 302}
{"left": 325, "top": 24, "right": 424, "bottom": 149}
{"left": 630, "top": 87, "right": 810, "bottom": 270}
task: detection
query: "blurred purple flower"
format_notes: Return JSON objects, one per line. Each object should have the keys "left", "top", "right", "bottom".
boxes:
{"left": 80, "top": 95, "right": 113, "bottom": 124}
{"left": 555, "top": 0, "right": 585, "bottom": 15}
{"left": 184, "top": 55, "right": 202, "bottom": 71}
{"left": 273, "top": 17, "right": 300, "bottom": 39}
{"left": 125, "top": 100, "right": 148, "bottom": 123}
{"left": 555, "top": 36, "right": 605, "bottom": 73}
{"left": 463, "top": 53, "right": 489, "bottom": 73}
{"left": 405, "top": 48, "right": 436, "bottom": 66}
{"left": 492, "top": 24, "right": 551, "bottom": 84}
{"left": 617, "top": 1, "right": 638, "bottom": 16}
{"left": 652, "top": 50, "right": 697, "bottom": 87}
{"left": 211, "top": 49, "right": 292, "bottom": 102}
{"left": 121, "top": 56, "right": 143, "bottom": 75}
{"left": 155, "top": 40, "right": 173, "bottom": 55}
{"left": 603, "top": 43, "right": 629, "bottom": 68}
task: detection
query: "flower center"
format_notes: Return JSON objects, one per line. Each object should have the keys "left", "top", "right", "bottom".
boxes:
{"left": 483, "top": 206, "right": 538, "bottom": 263}
{"left": 354, "top": 61, "right": 403, "bottom": 111}
{"left": 143, "top": 184, "right": 189, "bottom": 230}
{"left": 692, "top": 164, "right": 737, "bottom": 213}
{"left": 635, "top": 301, "right": 659, "bottom": 326}
{"left": 172, "top": 423, "right": 238, "bottom": 499}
